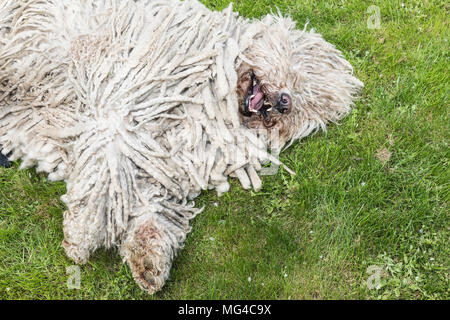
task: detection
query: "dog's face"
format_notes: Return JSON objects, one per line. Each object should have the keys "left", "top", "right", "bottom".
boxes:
{"left": 237, "top": 60, "right": 297, "bottom": 151}
{"left": 237, "top": 16, "right": 308, "bottom": 150}
{"left": 237, "top": 15, "right": 363, "bottom": 151}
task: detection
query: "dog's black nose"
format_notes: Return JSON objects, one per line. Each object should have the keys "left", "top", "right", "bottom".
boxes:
{"left": 275, "top": 93, "right": 291, "bottom": 114}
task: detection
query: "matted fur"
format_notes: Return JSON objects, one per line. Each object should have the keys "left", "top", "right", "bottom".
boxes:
{"left": 0, "top": 0, "right": 362, "bottom": 294}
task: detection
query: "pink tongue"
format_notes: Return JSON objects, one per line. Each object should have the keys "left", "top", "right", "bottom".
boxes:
{"left": 249, "top": 85, "right": 264, "bottom": 112}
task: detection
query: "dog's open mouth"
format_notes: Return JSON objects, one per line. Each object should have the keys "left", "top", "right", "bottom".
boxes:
{"left": 241, "top": 72, "right": 274, "bottom": 126}
{"left": 246, "top": 75, "right": 266, "bottom": 113}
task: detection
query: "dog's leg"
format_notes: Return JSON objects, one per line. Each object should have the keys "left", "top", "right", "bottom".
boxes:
{"left": 120, "top": 212, "right": 186, "bottom": 294}
{"left": 60, "top": 173, "right": 110, "bottom": 264}
{"left": 61, "top": 213, "right": 101, "bottom": 265}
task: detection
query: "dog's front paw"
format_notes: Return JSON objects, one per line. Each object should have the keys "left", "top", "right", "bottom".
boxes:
{"left": 62, "top": 239, "right": 91, "bottom": 264}
{"left": 121, "top": 217, "right": 176, "bottom": 294}
{"left": 129, "top": 250, "right": 168, "bottom": 294}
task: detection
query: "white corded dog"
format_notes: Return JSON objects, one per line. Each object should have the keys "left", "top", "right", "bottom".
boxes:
{"left": 0, "top": 0, "right": 362, "bottom": 294}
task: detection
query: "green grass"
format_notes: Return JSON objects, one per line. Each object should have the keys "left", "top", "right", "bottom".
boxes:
{"left": 0, "top": 0, "right": 449, "bottom": 299}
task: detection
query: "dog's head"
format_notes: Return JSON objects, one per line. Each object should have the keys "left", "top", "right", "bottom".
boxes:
{"left": 237, "top": 15, "right": 363, "bottom": 151}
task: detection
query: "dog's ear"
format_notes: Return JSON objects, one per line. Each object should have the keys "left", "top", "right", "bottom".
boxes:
{"left": 282, "top": 26, "right": 364, "bottom": 147}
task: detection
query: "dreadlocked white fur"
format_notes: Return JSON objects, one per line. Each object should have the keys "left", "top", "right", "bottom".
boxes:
{"left": 0, "top": 0, "right": 363, "bottom": 294}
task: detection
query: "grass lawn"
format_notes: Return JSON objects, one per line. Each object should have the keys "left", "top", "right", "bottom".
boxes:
{"left": 0, "top": 0, "right": 448, "bottom": 299}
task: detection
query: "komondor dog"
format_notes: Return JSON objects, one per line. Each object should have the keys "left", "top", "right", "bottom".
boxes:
{"left": 0, "top": 0, "right": 363, "bottom": 294}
